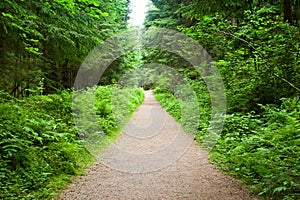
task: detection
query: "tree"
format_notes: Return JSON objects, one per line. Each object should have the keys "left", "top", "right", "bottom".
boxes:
{"left": 144, "top": 0, "right": 300, "bottom": 110}
{"left": 0, "top": 0, "right": 131, "bottom": 96}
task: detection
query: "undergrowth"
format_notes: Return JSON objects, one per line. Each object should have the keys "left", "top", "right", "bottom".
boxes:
{"left": 153, "top": 85, "right": 300, "bottom": 200}
{"left": 0, "top": 85, "right": 144, "bottom": 199}
{"left": 210, "top": 98, "right": 300, "bottom": 200}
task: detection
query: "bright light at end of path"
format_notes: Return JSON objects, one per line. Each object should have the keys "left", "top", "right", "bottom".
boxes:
{"left": 129, "top": 0, "right": 149, "bottom": 27}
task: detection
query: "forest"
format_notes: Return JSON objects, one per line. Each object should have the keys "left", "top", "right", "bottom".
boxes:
{"left": 0, "top": 0, "right": 300, "bottom": 199}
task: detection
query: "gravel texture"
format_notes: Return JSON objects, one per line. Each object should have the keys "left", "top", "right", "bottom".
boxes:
{"left": 59, "top": 91, "right": 258, "bottom": 200}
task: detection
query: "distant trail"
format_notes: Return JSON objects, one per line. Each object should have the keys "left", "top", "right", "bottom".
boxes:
{"left": 59, "top": 91, "right": 257, "bottom": 200}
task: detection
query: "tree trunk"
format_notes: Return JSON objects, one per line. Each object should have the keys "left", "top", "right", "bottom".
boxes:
{"left": 296, "top": 0, "right": 300, "bottom": 26}
{"left": 284, "top": 0, "right": 293, "bottom": 24}
{"left": 56, "top": 62, "right": 63, "bottom": 89}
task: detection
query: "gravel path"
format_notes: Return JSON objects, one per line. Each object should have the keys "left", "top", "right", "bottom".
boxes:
{"left": 59, "top": 91, "right": 258, "bottom": 200}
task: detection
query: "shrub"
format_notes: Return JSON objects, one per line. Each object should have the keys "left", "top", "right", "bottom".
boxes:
{"left": 0, "top": 86, "right": 144, "bottom": 199}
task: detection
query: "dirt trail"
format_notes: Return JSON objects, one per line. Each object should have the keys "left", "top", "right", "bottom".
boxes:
{"left": 59, "top": 91, "right": 257, "bottom": 200}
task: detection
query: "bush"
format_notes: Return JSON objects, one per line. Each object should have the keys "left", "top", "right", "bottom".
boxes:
{"left": 211, "top": 97, "right": 300, "bottom": 200}
{"left": 0, "top": 86, "right": 144, "bottom": 199}
{"left": 0, "top": 90, "right": 88, "bottom": 199}
{"left": 153, "top": 85, "right": 300, "bottom": 199}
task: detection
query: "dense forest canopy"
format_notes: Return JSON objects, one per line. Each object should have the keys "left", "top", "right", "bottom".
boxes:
{"left": 144, "top": 0, "right": 300, "bottom": 111}
{"left": 0, "top": 0, "right": 130, "bottom": 96}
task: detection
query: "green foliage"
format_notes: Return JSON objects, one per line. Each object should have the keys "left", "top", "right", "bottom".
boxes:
{"left": 0, "top": 0, "right": 131, "bottom": 96}
{"left": 153, "top": 87, "right": 181, "bottom": 121}
{"left": 144, "top": 0, "right": 185, "bottom": 28}
{"left": 153, "top": 77, "right": 211, "bottom": 140}
{"left": 95, "top": 85, "right": 144, "bottom": 136}
{"left": 99, "top": 51, "right": 144, "bottom": 85}
{"left": 0, "top": 86, "right": 144, "bottom": 199}
{"left": 211, "top": 98, "right": 300, "bottom": 200}
{"left": 180, "top": 7, "right": 300, "bottom": 112}
{"left": 0, "top": 90, "right": 90, "bottom": 199}
{"left": 153, "top": 82, "right": 300, "bottom": 200}
{"left": 146, "top": 0, "right": 300, "bottom": 199}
